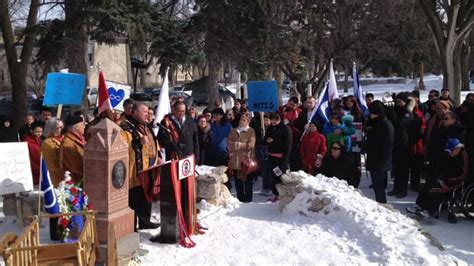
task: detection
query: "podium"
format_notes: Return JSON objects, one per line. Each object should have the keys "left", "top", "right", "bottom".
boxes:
{"left": 140, "top": 155, "right": 197, "bottom": 246}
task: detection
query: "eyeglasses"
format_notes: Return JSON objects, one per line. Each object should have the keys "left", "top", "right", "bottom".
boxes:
{"left": 331, "top": 147, "right": 341, "bottom": 150}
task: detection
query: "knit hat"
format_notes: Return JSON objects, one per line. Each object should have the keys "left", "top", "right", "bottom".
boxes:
{"left": 395, "top": 92, "right": 409, "bottom": 103}
{"left": 342, "top": 114, "right": 354, "bottom": 123}
{"left": 410, "top": 90, "right": 420, "bottom": 98}
{"left": 445, "top": 138, "right": 464, "bottom": 153}
{"left": 438, "top": 100, "right": 451, "bottom": 110}
{"left": 368, "top": 100, "right": 386, "bottom": 117}
{"left": 65, "top": 115, "right": 84, "bottom": 127}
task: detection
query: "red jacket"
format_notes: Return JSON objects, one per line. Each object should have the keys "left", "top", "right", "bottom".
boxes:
{"left": 25, "top": 134, "right": 42, "bottom": 185}
{"left": 279, "top": 105, "right": 302, "bottom": 123}
{"left": 300, "top": 132, "right": 327, "bottom": 174}
{"left": 410, "top": 108, "right": 426, "bottom": 155}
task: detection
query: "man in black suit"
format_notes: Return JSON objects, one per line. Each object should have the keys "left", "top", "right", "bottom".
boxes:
{"left": 158, "top": 101, "right": 199, "bottom": 160}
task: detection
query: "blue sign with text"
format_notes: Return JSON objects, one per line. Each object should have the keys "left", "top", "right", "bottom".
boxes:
{"left": 43, "top": 73, "right": 86, "bottom": 106}
{"left": 247, "top": 80, "right": 278, "bottom": 112}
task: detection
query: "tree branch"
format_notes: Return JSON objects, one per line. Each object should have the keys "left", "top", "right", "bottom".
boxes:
{"left": 20, "top": 0, "right": 40, "bottom": 64}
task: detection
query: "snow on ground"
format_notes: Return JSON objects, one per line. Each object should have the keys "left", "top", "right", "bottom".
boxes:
{"left": 358, "top": 172, "right": 474, "bottom": 264}
{"left": 349, "top": 75, "right": 473, "bottom": 103}
{"left": 139, "top": 172, "right": 469, "bottom": 265}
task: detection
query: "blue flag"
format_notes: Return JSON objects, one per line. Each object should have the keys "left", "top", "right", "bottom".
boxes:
{"left": 352, "top": 66, "right": 369, "bottom": 117}
{"left": 310, "top": 82, "right": 330, "bottom": 125}
{"left": 40, "top": 159, "right": 60, "bottom": 214}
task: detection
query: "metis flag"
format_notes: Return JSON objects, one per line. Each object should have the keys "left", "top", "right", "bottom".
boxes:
{"left": 98, "top": 71, "right": 112, "bottom": 114}
{"left": 309, "top": 82, "right": 330, "bottom": 125}
{"left": 328, "top": 61, "right": 339, "bottom": 101}
{"left": 352, "top": 65, "right": 369, "bottom": 117}
{"left": 40, "top": 158, "right": 60, "bottom": 214}
{"left": 153, "top": 68, "right": 172, "bottom": 135}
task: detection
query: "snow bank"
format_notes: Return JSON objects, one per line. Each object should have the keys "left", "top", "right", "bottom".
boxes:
{"left": 283, "top": 172, "right": 462, "bottom": 265}
{"left": 139, "top": 172, "right": 466, "bottom": 265}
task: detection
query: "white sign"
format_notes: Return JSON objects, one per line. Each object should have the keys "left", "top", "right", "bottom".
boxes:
{"left": 178, "top": 155, "right": 195, "bottom": 180}
{"left": 106, "top": 80, "right": 131, "bottom": 112}
{"left": 0, "top": 143, "right": 33, "bottom": 195}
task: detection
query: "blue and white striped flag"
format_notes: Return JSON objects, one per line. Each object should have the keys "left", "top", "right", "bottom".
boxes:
{"left": 310, "top": 82, "right": 330, "bottom": 125}
{"left": 352, "top": 66, "right": 369, "bottom": 117}
{"left": 40, "top": 158, "right": 60, "bottom": 214}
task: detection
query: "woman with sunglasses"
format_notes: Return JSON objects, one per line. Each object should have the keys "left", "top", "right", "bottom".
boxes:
{"left": 318, "top": 142, "right": 358, "bottom": 187}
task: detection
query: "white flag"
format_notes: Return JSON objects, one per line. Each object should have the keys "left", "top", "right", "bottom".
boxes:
{"left": 328, "top": 61, "right": 339, "bottom": 101}
{"left": 153, "top": 68, "right": 171, "bottom": 135}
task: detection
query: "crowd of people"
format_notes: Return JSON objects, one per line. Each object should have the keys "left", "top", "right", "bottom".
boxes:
{"left": 0, "top": 87, "right": 473, "bottom": 230}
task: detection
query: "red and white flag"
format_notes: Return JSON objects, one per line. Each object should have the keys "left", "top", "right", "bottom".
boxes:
{"left": 98, "top": 71, "right": 112, "bottom": 114}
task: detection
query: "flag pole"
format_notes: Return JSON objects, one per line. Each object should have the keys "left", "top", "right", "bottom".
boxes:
{"left": 38, "top": 154, "right": 43, "bottom": 218}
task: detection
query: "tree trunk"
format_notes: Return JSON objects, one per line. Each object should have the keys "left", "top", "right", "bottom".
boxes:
{"left": 450, "top": 38, "right": 465, "bottom": 106}
{"left": 206, "top": 49, "right": 220, "bottom": 109}
{"left": 343, "top": 65, "right": 350, "bottom": 93}
{"left": 461, "top": 41, "right": 471, "bottom": 92}
{"left": 65, "top": 0, "right": 89, "bottom": 116}
{"left": 0, "top": 0, "right": 39, "bottom": 129}
{"left": 273, "top": 66, "right": 283, "bottom": 106}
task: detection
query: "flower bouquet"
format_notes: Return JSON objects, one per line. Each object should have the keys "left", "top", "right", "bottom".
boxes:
{"left": 55, "top": 172, "right": 93, "bottom": 243}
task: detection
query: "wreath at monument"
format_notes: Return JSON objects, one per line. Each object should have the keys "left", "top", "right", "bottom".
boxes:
{"left": 56, "top": 172, "right": 93, "bottom": 243}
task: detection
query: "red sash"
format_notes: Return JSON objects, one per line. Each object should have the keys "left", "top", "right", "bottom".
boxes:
{"left": 170, "top": 160, "right": 196, "bottom": 248}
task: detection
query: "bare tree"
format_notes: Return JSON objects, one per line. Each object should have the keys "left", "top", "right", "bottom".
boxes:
{"left": 418, "top": 0, "right": 473, "bottom": 105}
{"left": 0, "top": 0, "right": 40, "bottom": 128}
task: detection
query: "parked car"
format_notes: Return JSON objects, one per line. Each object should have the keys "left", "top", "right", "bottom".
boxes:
{"left": 0, "top": 98, "right": 13, "bottom": 116}
{"left": 86, "top": 87, "right": 98, "bottom": 107}
{"left": 170, "top": 91, "right": 194, "bottom": 107}
{"left": 130, "top": 92, "right": 158, "bottom": 108}
{"left": 150, "top": 89, "right": 195, "bottom": 107}
{"left": 142, "top": 87, "right": 157, "bottom": 96}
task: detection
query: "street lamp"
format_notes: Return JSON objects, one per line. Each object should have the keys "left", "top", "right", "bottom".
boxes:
{"left": 131, "top": 58, "right": 147, "bottom": 94}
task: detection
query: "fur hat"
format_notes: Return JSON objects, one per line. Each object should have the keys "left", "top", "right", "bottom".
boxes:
{"left": 65, "top": 115, "right": 84, "bottom": 127}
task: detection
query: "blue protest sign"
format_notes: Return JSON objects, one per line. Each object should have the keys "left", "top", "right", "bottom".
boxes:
{"left": 247, "top": 80, "right": 278, "bottom": 112}
{"left": 43, "top": 73, "right": 87, "bottom": 106}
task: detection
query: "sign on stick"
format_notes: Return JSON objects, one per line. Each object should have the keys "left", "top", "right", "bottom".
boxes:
{"left": 247, "top": 80, "right": 279, "bottom": 112}
{"left": 0, "top": 143, "right": 33, "bottom": 195}
{"left": 43, "top": 73, "right": 87, "bottom": 106}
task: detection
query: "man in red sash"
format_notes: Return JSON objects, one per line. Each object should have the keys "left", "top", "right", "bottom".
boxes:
{"left": 121, "top": 103, "right": 161, "bottom": 231}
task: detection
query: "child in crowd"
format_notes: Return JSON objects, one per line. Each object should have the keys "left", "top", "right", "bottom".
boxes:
{"left": 300, "top": 122, "right": 327, "bottom": 175}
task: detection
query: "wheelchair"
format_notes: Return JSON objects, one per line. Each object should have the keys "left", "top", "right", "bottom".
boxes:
{"left": 436, "top": 181, "right": 474, "bottom": 223}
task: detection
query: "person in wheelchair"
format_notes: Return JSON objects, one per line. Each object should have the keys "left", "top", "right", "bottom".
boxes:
{"left": 407, "top": 138, "right": 468, "bottom": 221}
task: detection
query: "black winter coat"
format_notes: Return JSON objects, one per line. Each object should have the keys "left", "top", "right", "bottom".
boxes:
{"left": 197, "top": 126, "right": 212, "bottom": 165}
{"left": 264, "top": 123, "right": 293, "bottom": 165}
{"left": 158, "top": 115, "right": 200, "bottom": 160}
{"left": 387, "top": 105, "right": 414, "bottom": 154}
{"left": 320, "top": 154, "right": 358, "bottom": 187}
{"left": 365, "top": 117, "right": 394, "bottom": 172}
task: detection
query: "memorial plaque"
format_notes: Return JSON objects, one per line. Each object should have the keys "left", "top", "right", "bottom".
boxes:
{"left": 84, "top": 118, "right": 138, "bottom": 262}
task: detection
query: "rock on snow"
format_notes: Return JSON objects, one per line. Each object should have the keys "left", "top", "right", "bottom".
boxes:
{"left": 140, "top": 172, "right": 466, "bottom": 265}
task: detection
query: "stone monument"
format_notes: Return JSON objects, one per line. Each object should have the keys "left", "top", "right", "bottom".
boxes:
{"left": 84, "top": 118, "right": 139, "bottom": 263}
